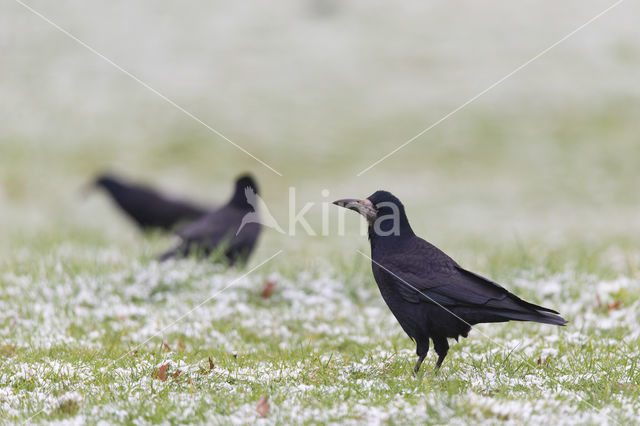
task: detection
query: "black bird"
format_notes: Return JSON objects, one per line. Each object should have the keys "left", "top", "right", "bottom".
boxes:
{"left": 91, "top": 173, "right": 210, "bottom": 232}
{"left": 334, "top": 191, "right": 566, "bottom": 373}
{"left": 159, "top": 174, "right": 262, "bottom": 265}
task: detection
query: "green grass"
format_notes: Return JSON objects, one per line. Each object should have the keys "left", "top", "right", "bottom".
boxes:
{"left": 0, "top": 232, "right": 639, "bottom": 424}
{"left": 0, "top": 100, "right": 640, "bottom": 424}
{"left": 2, "top": 101, "right": 640, "bottom": 421}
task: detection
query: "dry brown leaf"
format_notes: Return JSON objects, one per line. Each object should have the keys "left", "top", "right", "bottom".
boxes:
{"left": 261, "top": 280, "right": 277, "bottom": 299}
{"left": 177, "top": 341, "right": 186, "bottom": 351}
{"left": 537, "top": 356, "right": 551, "bottom": 367}
{"left": 614, "top": 382, "right": 638, "bottom": 392}
{"left": 607, "top": 300, "right": 622, "bottom": 311}
{"left": 0, "top": 344, "right": 17, "bottom": 357}
{"left": 209, "top": 357, "right": 215, "bottom": 370}
{"left": 155, "top": 363, "right": 170, "bottom": 381}
{"left": 163, "top": 342, "right": 171, "bottom": 352}
{"left": 256, "top": 395, "right": 269, "bottom": 418}
{"left": 171, "top": 370, "right": 182, "bottom": 381}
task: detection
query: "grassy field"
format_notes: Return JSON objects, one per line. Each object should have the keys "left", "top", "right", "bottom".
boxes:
{"left": 2, "top": 1, "right": 640, "bottom": 424}
{"left": 1, "top": 233, "right": 639, "bottom": 424}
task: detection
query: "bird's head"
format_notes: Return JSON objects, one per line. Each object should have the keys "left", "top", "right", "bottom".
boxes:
{"left": 333, "top": 190, "right": 413, "bottom": 238}
{"left": 93, "top": 174, "right": 118, "bottom": 188}
{"left": 230, "top": 173, "right": 259, "bottom": 207}
{"left": 82, "top": 173, "right": 121, "bottom": 197}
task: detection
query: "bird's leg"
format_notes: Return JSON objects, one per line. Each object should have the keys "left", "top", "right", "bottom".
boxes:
{"left": 413, "top": 339, "right": 430, "bottom": 375}
{"left": 413, "top": 355, "right": 426, "bottom": 374}
{"left": 433, "top": 337, "right": 449, "bottom": 370}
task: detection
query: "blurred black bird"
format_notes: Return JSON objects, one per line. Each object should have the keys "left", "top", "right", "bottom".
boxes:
{"left": 334, "top": 191, "right": 566, "bottom": 373}
{"left": 159, "top": 174, "right": 262, "bottom": 265}
{"left": 91, "top": 173, "right": 210, "bottom": 232}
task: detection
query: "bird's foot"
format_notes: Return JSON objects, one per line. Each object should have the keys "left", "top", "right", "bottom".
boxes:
{"left": 413, "top": 355, "right": 426, "bottom": 376}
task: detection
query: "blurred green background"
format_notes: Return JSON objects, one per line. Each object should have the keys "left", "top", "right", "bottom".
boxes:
{"left": 2, "top": 0, "right": 639, "bottom": 265}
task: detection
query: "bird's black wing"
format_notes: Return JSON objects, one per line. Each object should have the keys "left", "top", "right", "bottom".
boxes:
{"left": 176, "top": 206, "right": 240, "bottom": 243}
{"left": 454, "top": 267, "right": 560, "bottom": 314}
{"left": 374, "top": 238, "right": 459, "bottom": 304}
{"left": 96, "top": 175, "right": 210, "bottom": 230}
{"left": 377, "top": 237, "right": 559, "bottom": 315}
{"left": 160, "top": 208, "right": 237, "bottom": 260}
{"left": 161, "top": 205, "right": 258, "bottom": 262}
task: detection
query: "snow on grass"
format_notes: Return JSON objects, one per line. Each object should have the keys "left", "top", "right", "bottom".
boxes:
{"left": 0, "top": 244, "right": 638, "bottom": 424}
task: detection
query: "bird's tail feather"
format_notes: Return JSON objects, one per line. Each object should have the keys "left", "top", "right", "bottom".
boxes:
{"left": 487, "top": 309, "right": 567, "bottom": 326}
{"left": 459, "top": 308, "right": 567, "bottom": 326}
{"left": 158, "top": 249, "right": 176, "bottom": 262}
{"left": 520, "top": 309, "right": 567, "bottom": 326}
{"left": 158, "top": 245, "right": 184, "bottom": 262}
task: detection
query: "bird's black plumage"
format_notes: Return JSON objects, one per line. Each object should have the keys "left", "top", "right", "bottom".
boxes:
{"left": 92, "top": 173, "right": 210, "bottom": 232}
{"left": 334, "top": 191, "right": 566, "bottom": 372}
{"left": 159, "top": 174, "right": 262, "bottom": 265}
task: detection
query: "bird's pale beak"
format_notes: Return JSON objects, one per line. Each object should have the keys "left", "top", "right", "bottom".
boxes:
{"left": 333, "top": 198, "right": 377, "bottom": 222}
